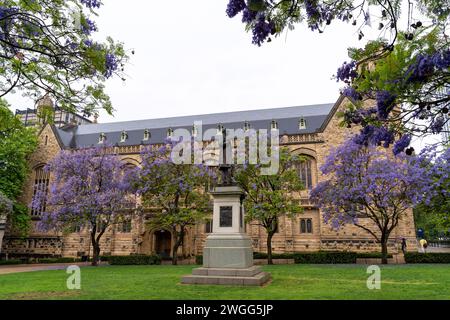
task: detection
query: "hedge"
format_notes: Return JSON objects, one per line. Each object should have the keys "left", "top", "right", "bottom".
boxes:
{"left": 194, "top": 252, "right": 393, "bottom": 265}
{"left": 37, "top": 257, "right": 81, "bottom": 264}
{"left": 293, "top": 252, "right": 357, "bottom": 264}
{"left": 405, "top": 252, "right": 450, "bottom": 263}
{"left": 0, "top": 259, "right": 22, "bottom": 265}
{"left": 108, "top": 255, "right": 161, "bottom": 265}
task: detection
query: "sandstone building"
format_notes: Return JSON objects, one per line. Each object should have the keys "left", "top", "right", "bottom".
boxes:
{"left": 1, "top": 95, "right": 417, "bottom": 259}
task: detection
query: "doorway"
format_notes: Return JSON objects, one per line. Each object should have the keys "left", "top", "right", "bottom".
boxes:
{"left": 154, "top": 230, "right": 171, "bottom": 259}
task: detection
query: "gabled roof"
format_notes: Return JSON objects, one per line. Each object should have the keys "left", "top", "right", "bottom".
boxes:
{"left": 54, "top": 102, "right": 337, "bottom": 149}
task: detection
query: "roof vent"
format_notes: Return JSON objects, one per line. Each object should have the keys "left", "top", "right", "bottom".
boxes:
{"left": 98, "top": 133, "right": 106, "bottom": 144}
{"left": 143, "top": 129, "right": 150, "bottom": 141}
{"left": 217, "top": 124, "right": 224, "bottom": 135}
{"left": 271, "top": 120, "right": 278, "bottom": 130}
{"left": 192, "top": 124, "right": 198, "bottom": 137}
{"left": 167, "top": 128, "right": 174, "bottom": 137}
{"left": 244, "top": 121, "right": 250, "bottom": 132}
{"left": 120, "top": 131, "right": 128, "bottom": 143}
{"left": 298, "top": 117, "right": 307, "bottom": 130}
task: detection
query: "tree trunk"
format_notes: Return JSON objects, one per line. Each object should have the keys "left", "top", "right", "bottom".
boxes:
{"left": 89, "top": 231, "right": 100, "bottom": 266}
{"left": 267, "top": 232, "right": 274, "bottom": 265}
{"left": 172, "top": 228, "right": 184, "bottom": 266}
{"left": 381, "top": 236, "right": 389, "bottom": 265}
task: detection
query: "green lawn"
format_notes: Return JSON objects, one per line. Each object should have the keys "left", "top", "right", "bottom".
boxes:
{"left": 0, "top": 264, "right": 449, "bottom": 300}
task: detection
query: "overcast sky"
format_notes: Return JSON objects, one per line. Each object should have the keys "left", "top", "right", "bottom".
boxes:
{"left": 7, "top": 1, "right": 365, "bottom": 121}
{"left": 5, "top": 1, "right": 441, "bottom": 148}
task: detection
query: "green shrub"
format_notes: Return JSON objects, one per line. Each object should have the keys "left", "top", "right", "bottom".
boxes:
{"left": 0, "top": 259, "right": 22, "bottom": 265}
{"left": 405, "top": 252, "right": 450, "bottom": 263}
{"left": 99, "top": 255, "right": 111, "bottom": 262}
{"left": 108, "top": 255, "right": 161, "bottom": 265}
{"left": 253, "top": 252, "right": 295, "bottom": 259}
{"left": 37, "top": 257, "right": 80, "bottom": 264}
{"left": 196, "top": 251, "right": 397, "bottom": 265}
{"left": 356, "top": 252, "right": 393, "bottom": 259}
{"left": 293, "top": 251, "right": 357, "bottom": 264}
{"left": 254, "top": 251, "right": 359, "bottom": 263}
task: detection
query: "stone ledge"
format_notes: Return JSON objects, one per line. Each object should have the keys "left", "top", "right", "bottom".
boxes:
{"left": 192, "top": 265, "right": 262, "bottom": 277}
{"left": 181, "top": 271, "right": 270, "bottom": 286}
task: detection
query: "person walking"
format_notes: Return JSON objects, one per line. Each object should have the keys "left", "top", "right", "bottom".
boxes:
{"left": 419, "top": 238, "right": 428, "bottom": 253}
{"left": 401, "top": 238, "right": 407, "bottom": 255}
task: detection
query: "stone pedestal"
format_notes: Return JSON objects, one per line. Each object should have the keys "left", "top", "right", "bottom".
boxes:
{"left": 181, "top": 186, "right": 270, "bottom": 286}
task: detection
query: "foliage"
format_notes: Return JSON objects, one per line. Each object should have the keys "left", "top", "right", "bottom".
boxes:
{"left": 414, "top": 206, "right": 450, "bottom": 239}
{"left": 293, "top": 251, "right": 358, "bottom": 264}
{"left": 234, "top": 147, "right": 304, "bottom": 264}
{"left": 310, "top": 138, "right": 432, "bottom": 263}
{"left": 405, "top": 252, "right": 450, "bottom": 263}
{"left": 0, "top": 98, "right": 36, "bottom": 233}
{"left": 0, "top": 258, "right": 21, "bottom": 265}
{"left": 131, "top": 139, "right": 215, "bottom": 265}
{"left": 226, "top": 0, "right": 449, "bottom": 149}
{"left": 0, "top": 0, "right": 129, "bottom": 115}
{"left": 197, "top": 251, "right": 392, "bottom": 264}
{"left": 35, "top": 257, "right": 81, "bottom": 264}
{"left": 0, "top": 190, "right": 12, "bottom": 220}
{"left": 32, "top": 146, "right": 136, "bottom": 266}
{"left": 108, "top": 255, "right": 161, "bottom": 265}
{"left": 414, "top": 147, "right": 450, "bottom": 237}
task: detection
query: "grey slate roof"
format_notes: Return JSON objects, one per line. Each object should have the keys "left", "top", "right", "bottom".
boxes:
{"left": 54, "top": 103, "right": 335, "bottom": 149}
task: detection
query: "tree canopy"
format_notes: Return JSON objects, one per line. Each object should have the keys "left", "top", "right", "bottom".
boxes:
{"left": 32, "top": 146, "right": 136, "bottom": 265}
{"left": 234, "top": 147, "right": 304, "bottom": 264}
{"left": 226, "top": 0, "right": 449, "bottom": 152}
{"left": 310, "top": 137, "right": 432, "bottom": 263}
{"left": 0, "top": 98, "right": 37, "bottom": 233}
{"left": 131, "top": 140, "right": 215, "bottom": 265}
{"left": 0, "top": 0, "right": 129, "bottom": 116}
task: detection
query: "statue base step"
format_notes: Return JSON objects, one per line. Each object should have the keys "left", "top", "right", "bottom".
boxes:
{"left": 181, "top": 266, "right": 270, "bottom": 286}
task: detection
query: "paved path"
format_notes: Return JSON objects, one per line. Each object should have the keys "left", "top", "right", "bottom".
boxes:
{"left": 0, "top": 262, "right": 99, "bottom": 275}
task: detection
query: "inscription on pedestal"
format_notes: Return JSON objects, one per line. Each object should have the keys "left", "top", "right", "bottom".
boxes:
{"left": 219, "top": 206, "right": 233, "bottom": 227}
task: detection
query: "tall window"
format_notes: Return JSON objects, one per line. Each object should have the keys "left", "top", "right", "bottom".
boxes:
{"left": 300, "top": 218, "right": 313, "bottom": 234}
{"left": 31, "top": 165, "right": 50, "bottom": 217}
{"left": 297, "top": 158, "right": 313, "bottom": 189}
{"left": 205, "top": 220, "right": 212, "bottom": 233}
{"left": 120, "top": 219, "right": 132, "bottom": 233}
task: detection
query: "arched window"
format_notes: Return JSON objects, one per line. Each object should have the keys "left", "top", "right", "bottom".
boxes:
{"left": 31, "top": 165, "right": 50, "bottom": 217}
{"left": 300, "top": 218, "right": 313, "bottom": 234}
{"left": 296, "top": 157, "right": 314, "bottom": 189}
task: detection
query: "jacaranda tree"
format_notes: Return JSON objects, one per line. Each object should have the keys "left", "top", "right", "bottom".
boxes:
{"left": 414, "top": 147, "right": 450, "bottom": 237}
{"left": 234, "top": 147, "right": 303, "bottom": 264}
{"left": 226, "top": 0, "right": 449, "bottom": 151}
{"left": 310, "top": 137, "right": 432, "bottom": 263}
{"left": 0, "top": 0, "right": 129, "bottom": 116}
{"left": 32, "top": 146, "right": 136, "bottom": 266}
{"left": 132, "top": 140, "right": 215, "bottom": 265}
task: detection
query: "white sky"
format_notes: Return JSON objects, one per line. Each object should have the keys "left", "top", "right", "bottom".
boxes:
{"left": 7, "top": 1, "right": 363, "bottom": 120}
{"left": 5, "top": 0, "right": 442, "bottom": 148}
